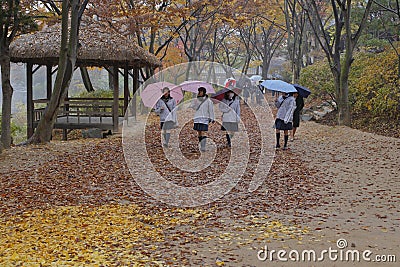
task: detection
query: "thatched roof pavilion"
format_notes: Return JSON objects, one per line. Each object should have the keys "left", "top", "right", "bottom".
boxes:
{"left": 10, "top": 21, "right": 161, "bottom": 139}
{"left": 10, "top": 20, "right": 161, "bottom": 68}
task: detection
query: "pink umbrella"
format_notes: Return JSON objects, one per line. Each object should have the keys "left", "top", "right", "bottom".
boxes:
{"left": 141, "top": 81, "right": 184, "bottom": 108}
{"left": 176, "top": 80, "right": 216, "bottom": 94}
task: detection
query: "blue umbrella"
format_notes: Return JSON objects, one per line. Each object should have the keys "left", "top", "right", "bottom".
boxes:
{"left": 249, "top": 75, "right": 263, "bottom": 82}
{"left": 260, "top": 80, "right": 297, "bottom": 93}
{"left": 293, "top": 84, "right": 311, "bottom": 98}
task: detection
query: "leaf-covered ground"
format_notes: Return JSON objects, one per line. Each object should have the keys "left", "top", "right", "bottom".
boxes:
{"left": 1, "top": 98, "right": 399, "bottom": 266}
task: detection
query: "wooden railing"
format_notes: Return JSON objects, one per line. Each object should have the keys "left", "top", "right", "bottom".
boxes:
{"left": 32, "top": 98, "right": 125, "bottom": 123}
{"left": 32, "top": 99, "right": 48, "bottom": 122}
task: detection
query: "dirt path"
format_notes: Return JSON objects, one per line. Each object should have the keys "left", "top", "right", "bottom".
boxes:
{"left": 186, "top": 95, "right": 400, "bottom": 266}
{"left": 0, "top": 119, "right": 399, "bottom": 266}
{"left": 283, "top": 121, "right": 400, "bottom": 266}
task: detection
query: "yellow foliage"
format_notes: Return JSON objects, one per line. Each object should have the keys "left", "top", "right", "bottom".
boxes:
{"left": 159, "top": 45, "right": 187, "bottom": 68}
{"left": 0, "top": 204, "right": 210, "bottom": 265}
{"left": 249, "top": 60, "right": 263, "bottom": 68}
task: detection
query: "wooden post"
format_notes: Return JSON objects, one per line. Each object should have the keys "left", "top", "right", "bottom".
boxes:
{"left": 46, "top": 65, "right": 52, "bottom": 99}
{"left": 131, "top": 68, "right": 139, "bottom": 119}
{"left": 62, "top": 129, "right": 68, "bottom": 141}
{"left": 27, "top": 62, "right": 34, "bottom": 138}
{"left": 113, "top": 66, "right": 119, "bottom": 132}
{"left": 123, "top": 65, "right": 129, "bottom": 118}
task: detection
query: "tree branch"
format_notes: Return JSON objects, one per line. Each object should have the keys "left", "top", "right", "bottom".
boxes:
{"left": 41, "top": 0, "right": 62, "bottom": 15}
{"left": 351, "top": 0, "right": 373, "bottom": 44}
{"left": 372, "top": 0, "right": 399, "bottom": 15}
{"left": 78, "top": 0, "right": 89, "bottom": 20}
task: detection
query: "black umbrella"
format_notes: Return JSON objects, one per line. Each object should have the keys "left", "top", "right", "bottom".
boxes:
{"left": 293, "top": 84, "right": 311, "bottom": 98}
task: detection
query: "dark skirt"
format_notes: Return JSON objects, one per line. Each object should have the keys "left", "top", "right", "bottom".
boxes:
{"left": 221, "top": 122, "right": 239, "bottom": 132}
{"left": 193, "top": 123, "right": 208, "bottom": 131}
{"left": 275, "top": 118, "right": 293, "bottom": 130}
{"left": 292, "top": 111, "right": 301, "bottom": 128}
{"left": 160, "top": 121, "right": 175, "bottom": 130}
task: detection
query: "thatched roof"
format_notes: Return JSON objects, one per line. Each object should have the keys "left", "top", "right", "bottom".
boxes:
{"left": 10, "top": 21, "right": 161, "bottom": 69}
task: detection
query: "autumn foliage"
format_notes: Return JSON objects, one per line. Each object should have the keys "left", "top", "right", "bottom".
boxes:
{"left": 299, "top": 44, "right": 400, "bottom": 124}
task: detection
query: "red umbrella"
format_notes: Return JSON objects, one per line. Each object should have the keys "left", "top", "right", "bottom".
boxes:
{"left": 141, "top": 81, "right": 183, "bottom": 108}
{"left": 210, "top": 87, "right": 242, "bottom": 103}
{"left": 224, "top": 78, "right": 236, "bottom": 88}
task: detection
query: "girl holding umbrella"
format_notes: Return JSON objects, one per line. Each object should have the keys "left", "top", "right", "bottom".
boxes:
{"left": 219, "top": 90, "right": 240, "bottom": 147}
{"left": 291, "top": 93, "right": 304, "bottom": 141}
{"left": 154, "top": 87, "right": 177, "bottom": 148}
{"left": 274, "top": 92, "right": 297, "bottom": 150}
{"left": 191, "top": 87, "right": 215, "bottom": 152}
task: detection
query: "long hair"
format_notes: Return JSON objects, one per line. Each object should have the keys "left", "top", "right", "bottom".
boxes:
{"left": 198, "top": 87, "right": 207, "bottom": 95}
{"left": 197, "top": 87, "right": 208, "bottom": 98}
{"left": 161, "top": 87, "right": 172, "bottom": 101}
{"left": 224, "top": 91, "right": 236, "bottom": 100}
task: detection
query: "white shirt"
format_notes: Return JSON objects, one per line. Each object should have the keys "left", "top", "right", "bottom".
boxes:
{"left": 219, "top": 98, "right": 240, "bottom": 123}
{"left": 154, "top": 97, "right": 177, "bottom": 123}
{"left": 276, "top": 96, "right": 296, "bottom": 123}
{"left": 191, "top": 96, "right": 215, "bottom": 125}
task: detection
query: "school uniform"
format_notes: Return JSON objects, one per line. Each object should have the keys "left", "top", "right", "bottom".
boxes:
{"left": 154, "top": 96, "right": 176, "bottom": 147}
{"left": 191, "top": 96, "right": 215, "bottom": 151}
{"left": 275, "top": 96, "right": 296, "bottom": 130}
{"left": 154, "top": 96, "right": 177, "bottom": 130}
{"left": 219, "top": 97, "right": 240, "bottom": 132}
{"left": 293, "top": 96, "right": 304, "bottom": 128}
{"left": 191, "top": 96, "right": 215, "bottom": 132}
{"left": 274, "top": 95, "right": 296, "bottom": 149}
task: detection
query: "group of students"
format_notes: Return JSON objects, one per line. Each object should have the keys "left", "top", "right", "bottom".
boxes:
{"left": 154, "top": 86, "right": 240, "bottom": 152}
{"left": 237, "top": 77, "right": 264, "bottom": 106}
{"left": 154, "top": 86, "right": 304, "bottom": 152}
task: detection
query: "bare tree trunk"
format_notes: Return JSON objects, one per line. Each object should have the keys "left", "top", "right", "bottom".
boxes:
{"left": 293, "top": 23, "right": 304, "bottom": 83}
{"left": 80, "top": 66, "right": 94, "bottom": 92}
{"left": 28, "top": 0, "right": 82, "bottom": 144}
{"left": 108, "top": 67, "right": 114, "bottom": 90}
{"left": 284, "top": 0, "right": 294, "bottom": 79}
{"left": 398, "top": 54, "right": 400, "bottom": 79}
{"left": 338, "top": 72, "right": 351, "bottom": 125}
{"left": 304, "top": 0, "right": 373, "bottom": 126}
{"left": 0, "top": 0, "right": 24, "bottom": 149}
{"left": 338, "top": 33, "right": 353, "bottom": 125}
{"left": 261, "top": 51, "right": 271, "bottom": 79}
{"left": 242, "top": 55, "right": 251, "bottom": 75}
{"left": 0, "top": 53, "right": 13, "bottom": 148}
{"left": 261, "top": 30, "right": 283, "bottom": 79}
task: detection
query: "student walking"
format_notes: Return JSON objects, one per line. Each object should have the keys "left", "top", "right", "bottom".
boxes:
{"left": 191, "top": 87, "right": 215, "bottom": 152}
{"left": 219, "top": 91, "right": 240, "bottom": 147}
{"left": 154, "top": 87, "right": 177, "bottom": 148}
{"left": 274, "top": 93, "right": 296, "bottom": 150}
{"left": 291, "top": 92, "right": 304, "bottom": 141}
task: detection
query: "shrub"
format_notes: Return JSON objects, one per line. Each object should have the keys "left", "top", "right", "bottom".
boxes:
{"left": 0, "top": 115, "right": 26, "bottom": 145}
{"left": 299, "top": 59, "right": 335, "bottom": 102}
{"left": 77, "top": 89, "right": 114, "bottom": 98}
{"left": 299, "top": 43, "right": 400, "bottom": 121}
{"left": 351, "top": 47, "right": 400, "bottom": 120}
